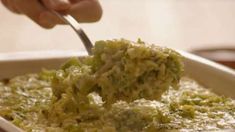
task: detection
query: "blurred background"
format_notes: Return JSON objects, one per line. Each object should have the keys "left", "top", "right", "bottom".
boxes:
{"left": 0, "top": 0, "right": 234, "bottom": 67}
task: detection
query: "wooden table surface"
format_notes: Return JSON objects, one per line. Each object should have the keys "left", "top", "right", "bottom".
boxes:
{"left": 0, "top": 0, "right": 235, "bottom": 53}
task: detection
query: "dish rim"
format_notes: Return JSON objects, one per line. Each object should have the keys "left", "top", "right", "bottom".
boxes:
{"left": 0, "top": 50, "right": 234, "bottom": 132}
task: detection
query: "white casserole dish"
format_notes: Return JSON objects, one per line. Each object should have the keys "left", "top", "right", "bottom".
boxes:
{"left": 0, "top": 50, "right": 234, "bottom": 132}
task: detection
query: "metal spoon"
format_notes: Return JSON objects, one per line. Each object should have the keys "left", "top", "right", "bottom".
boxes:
{"left": 50, "top": 11, "right": 94, "bottom": 55}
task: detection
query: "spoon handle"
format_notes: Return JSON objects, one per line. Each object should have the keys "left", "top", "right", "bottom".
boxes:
{"left": 51, "top": 11, "right": 93, "bottom": 55}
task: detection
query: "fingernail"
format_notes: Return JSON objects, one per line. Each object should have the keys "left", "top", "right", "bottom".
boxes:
{"left": 49, "top": 0, "right": 70, "bottom": 10}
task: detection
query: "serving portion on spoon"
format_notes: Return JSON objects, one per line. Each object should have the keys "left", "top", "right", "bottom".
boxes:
{"left": 46, "top": 10, "right": 184, "bottom": 105}
{"left": 44, "top": 39, "right": 184, "bottom": 116}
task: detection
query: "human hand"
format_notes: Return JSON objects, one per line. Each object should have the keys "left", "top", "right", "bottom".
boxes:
{"left": 1, "top": 0, "right": 102, "bottom": 28}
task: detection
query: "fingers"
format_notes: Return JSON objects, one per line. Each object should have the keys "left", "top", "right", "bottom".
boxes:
{"left": 1, "top": 0, "right": 21, "bottom": 14}
{"left": 69, "top": 0, "right": 102, "bottom": 22}
{"left": 40, "top": 0, "right": 103, "bottom": 25}
{"left": 13, "top": 0, "right": 57, "bottom": 28}
{"left": 39, "top": 0, "right": 72, "bottom": 26}
{"left": 1, "top": 0, "right": 102, "bottom": 29}
{"left": 1, "top": 0, "right": 63, "bottom": 28}
{"left": 39, "top": 11, "right": 65, "bottom": 25}
{"left": 41, "top": 0, "right": 103, "bottom": 23}
{"left": 42, "top": 0, "right": 71, "bottom": 11}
